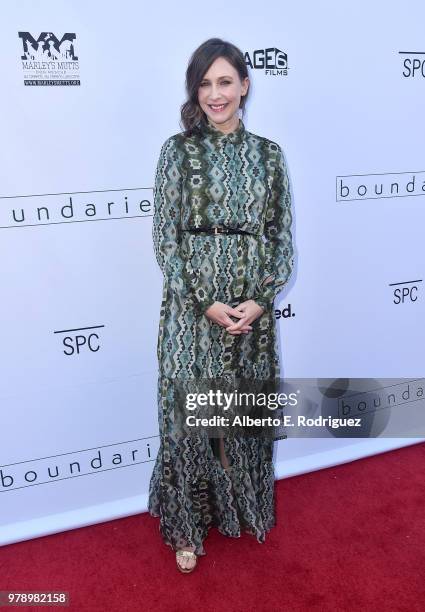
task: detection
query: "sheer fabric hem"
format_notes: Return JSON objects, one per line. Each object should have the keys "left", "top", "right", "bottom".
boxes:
{"left": 148, "top": 458, "right": 276, "bottom": 557}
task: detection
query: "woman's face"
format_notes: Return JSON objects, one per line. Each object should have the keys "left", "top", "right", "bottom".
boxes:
{"left": 197, "top": 56, "right": 249, "bottom": 132}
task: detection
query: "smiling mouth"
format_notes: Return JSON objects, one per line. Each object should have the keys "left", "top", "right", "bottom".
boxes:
{"left": 209, "top": 103, "right": 228, "bottom": 112}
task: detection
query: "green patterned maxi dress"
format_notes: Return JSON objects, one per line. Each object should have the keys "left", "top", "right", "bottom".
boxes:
{"left": 148, "top": 117, "right": 294, "bottom": 556}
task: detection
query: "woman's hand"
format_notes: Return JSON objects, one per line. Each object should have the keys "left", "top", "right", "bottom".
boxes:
{"left": 204, "top": 272, "right": 273, "bottom": 335}
{"left": 204, "top": 302, "right": 254, "bottom": 335}
{"left": 224, "top": 300, "right": 265, "bottom": 335}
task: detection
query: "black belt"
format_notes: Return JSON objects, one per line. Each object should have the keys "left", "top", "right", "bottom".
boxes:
{"left": 183, "top": 227, "right": 253, "bottom": 236}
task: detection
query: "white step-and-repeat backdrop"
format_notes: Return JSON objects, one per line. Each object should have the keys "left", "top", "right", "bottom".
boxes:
{"left": 1, "top": 1, "right": 424, "bottom": 546}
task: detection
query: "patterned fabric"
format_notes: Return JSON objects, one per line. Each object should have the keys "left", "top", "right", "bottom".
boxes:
{"left": 148, "top": 117, "right": 294, "bottom": 556}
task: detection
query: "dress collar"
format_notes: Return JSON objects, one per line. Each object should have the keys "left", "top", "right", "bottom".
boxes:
{"left": 202, "top": 117, "right": 246, "bottom": 144}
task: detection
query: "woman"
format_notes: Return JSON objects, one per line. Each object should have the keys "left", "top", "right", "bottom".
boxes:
{"left": 148, "top": 37, "right": 294, "bottom": 573}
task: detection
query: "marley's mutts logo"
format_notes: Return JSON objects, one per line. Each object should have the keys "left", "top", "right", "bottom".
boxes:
{"left": 18, "top": 31, "right": 80, "bottom": 86}
{"left": 244, "top": 47, "right": 288, "bottom": 76}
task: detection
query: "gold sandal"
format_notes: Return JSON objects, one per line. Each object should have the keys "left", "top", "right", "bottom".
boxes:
{"left": 176, "top": 549, "right": 198, "bottom": 573}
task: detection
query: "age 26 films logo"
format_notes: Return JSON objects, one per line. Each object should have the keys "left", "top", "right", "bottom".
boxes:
{"left": 18, "top": 31, "right": 80, "bottom": 86}
{"left": 244, "top": 47, "right": 288, "bottom": 76}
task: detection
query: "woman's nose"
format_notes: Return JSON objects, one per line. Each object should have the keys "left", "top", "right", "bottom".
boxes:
{"left": 210, "top": 84, "right": 221, "bottom": 98}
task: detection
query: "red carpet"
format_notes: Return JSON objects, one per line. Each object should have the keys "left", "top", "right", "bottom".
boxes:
{"left": 1, "top": 442, "right": 424, "bottom": 612}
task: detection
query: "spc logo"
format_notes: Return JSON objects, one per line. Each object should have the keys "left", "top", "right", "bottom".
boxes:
{"left": 244, "top": 47, "right": 288, "bottom": 75}
{"left": 54, "top": 325, "right": 104, "bottom": 355}
{"left": 400, "top": 51, "right": 425, "bottom": 79}
{"left": 390, "top": 279, "right": 422, "bottom": 304}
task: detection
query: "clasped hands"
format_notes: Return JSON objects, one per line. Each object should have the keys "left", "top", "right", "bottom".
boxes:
{"left": 205, "top": 299, "right": 263, "bottom": 335}
{"left": 204, "top": 275, "right": 273, "bottom": 336}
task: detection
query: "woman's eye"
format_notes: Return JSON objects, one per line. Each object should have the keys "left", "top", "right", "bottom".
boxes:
{"left": 200, "top": 81, "right": 231, "bottom": 87}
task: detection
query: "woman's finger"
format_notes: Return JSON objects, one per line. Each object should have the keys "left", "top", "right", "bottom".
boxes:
{"left": 226, "top": 307, "right": 246, "bottom": 318}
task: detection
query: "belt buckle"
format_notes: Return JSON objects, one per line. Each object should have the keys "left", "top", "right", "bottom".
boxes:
{"left": 214, "top": 227, "right": 225, "bottom": 235}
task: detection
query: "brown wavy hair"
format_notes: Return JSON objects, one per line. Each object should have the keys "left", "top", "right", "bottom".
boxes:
{"left": 180, "top": 38, "right": 250, "bottom": 138}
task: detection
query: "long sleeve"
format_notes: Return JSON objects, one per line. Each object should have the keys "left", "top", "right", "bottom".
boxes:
{"left": 152, "top": 136, "right": 216, "bottom": 316}
{"left": 252, "top": 144, "right": 294, "bottom": 312}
